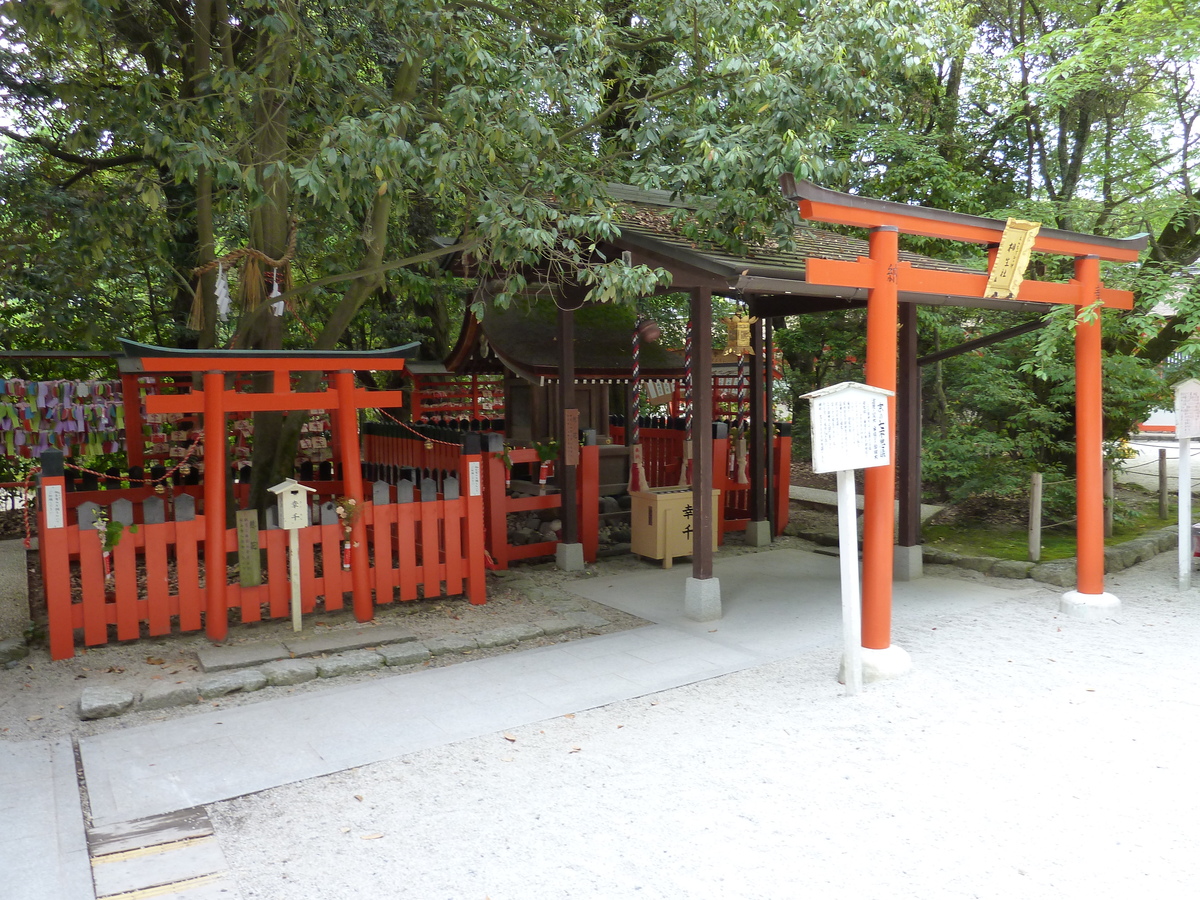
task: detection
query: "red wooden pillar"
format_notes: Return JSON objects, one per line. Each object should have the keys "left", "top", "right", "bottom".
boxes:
{"left": 203, "top": 370, "right": 228, "bottom": 642}
{"left": 774, "top": 432, "right": 792, "bottom": 536}
{"left": 39, "top": 451, "right": 75, "bottom": 660}
{"left": 862, "top": 225, "right": 899, "bottom": 651}
{"left": 578, "top": 440, "right": 600, "bottom": 562}
{"left": 1074, "top": 256, "right": 1105, "bottom": 595}
{"left": 334, "top": 371, "right": 373, "bottom": 621}
{"left": 120, "top": 371, "right": 145, "bottom": 470}
{"left": 460, "top": 440, "right": 488, "bottom": 604}
{"left": 481, "top": 448, "right": 510, "bottom": 569}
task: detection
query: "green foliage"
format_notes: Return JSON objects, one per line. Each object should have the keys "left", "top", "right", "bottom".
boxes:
{"left": 0, "top": 0, "right": 944, "bottom": 359}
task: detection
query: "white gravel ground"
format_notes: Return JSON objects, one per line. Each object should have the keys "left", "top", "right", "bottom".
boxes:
{"left": 208, "top": 549, "right": 1200, "bottom": 900}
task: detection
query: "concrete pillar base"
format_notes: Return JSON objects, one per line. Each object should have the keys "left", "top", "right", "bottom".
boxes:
{"left": 893, "top": 544, "right": 923, "bottom": 582}
{"left": 839, "top": 645, "right": 912, "bottom": 684}
{"left": 744, "top": 519, "right": 772, "bottom": 547}
{"left": 1060, "top": 590, "right": 1120, "bottom": 620}
{"left": 684, "top": 576, "right": 722, "bottom": 622}
{"left": 555, "top": 543, "right": 586, "bottom": 573}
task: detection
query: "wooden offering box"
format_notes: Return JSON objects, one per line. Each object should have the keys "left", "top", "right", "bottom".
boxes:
{"left": 630, "top": 487, "right": 720, "bottom": 568}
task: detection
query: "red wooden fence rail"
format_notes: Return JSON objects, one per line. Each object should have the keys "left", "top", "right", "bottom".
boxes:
{"left": 38, "top": 452, "right": 487, "bottom": 660}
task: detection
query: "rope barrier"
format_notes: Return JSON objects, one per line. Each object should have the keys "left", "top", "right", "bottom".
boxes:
{"left": 19, "top": 434, "right": 206, "bottom": 546}
{"left": 373, "top": 407, "right": 468, "bottom": 448}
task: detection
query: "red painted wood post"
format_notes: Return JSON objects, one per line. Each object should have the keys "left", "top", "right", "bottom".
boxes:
{"left": 203, "top": 370, "right": 228, "bottom": 642}
{"left": 579, "top": 439, "right": 600, "bottom": 562}
{"left": 481, "top": 444, "right": 510, "bottom": 569}
{"left": 774, "top": 432, "right": 793, "bottom": 536}
{"left": 120, "top": 371, "right": 145, "bottom": 470}
{"left": 862, "top": 225, "right": 899, "bottom": 651}
{"left": 38, "top": 451, "right": 75, "bottom": 660}
{"left": 712, "top": 432, "right": 730, "bottom": 544}
{"left": 1074, "top": 256, "right": 1105, "bottom": 596}
{"left": 461, "top": 437, "right": 488, "bottom": 604}
{"left": 334, "top": 371, "right": 373, "bottom": 621}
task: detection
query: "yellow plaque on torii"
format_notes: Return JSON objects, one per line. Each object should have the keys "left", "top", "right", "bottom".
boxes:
{"left": 985, "top": 218, "right": 1042, "bottom": 300}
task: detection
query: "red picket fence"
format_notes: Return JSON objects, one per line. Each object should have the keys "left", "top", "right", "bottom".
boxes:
{"left": 38, "top": 454, "right": 486, "bottom": 660}
{"left": 479, "top": 444, "right": 600, "bottom": 570}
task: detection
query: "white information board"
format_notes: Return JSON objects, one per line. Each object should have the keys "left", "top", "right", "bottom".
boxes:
{"left": 803, "top": 382, "right": 893, "bottom": 475}
{"left": 43, "top": 484, "right": 64, "bottom": 529}
{"left": 469, "top": 460, "right": 482, "bottom": 497}
{"left": 1175, "top": 379, "right": 1200, "bottom": 439}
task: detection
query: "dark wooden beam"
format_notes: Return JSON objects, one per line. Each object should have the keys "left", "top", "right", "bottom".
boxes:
{"left": 897, "top": 302, "right": 921, "bottom": 547}
{"left": 558, "top": 304, "right": 578, "bottom": 544}
{"left": 749, "top": 316, "right": 765, "bottom": 521}
{"left": 692, "top": 288, "right": 714, "bottom": 580}
{"left": 917, "top": 317, "right": 1048, "bottom": 366}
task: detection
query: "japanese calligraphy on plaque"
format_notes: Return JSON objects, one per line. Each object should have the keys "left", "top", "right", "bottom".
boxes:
{"left": 985, "top": 217, "right": 1041, "bottom": 300}
{"left": 801, "top": 382, "right": 894, "bottom": 474}
{"left": 1175, "top": 379, "right": 1200, "bottom": 439}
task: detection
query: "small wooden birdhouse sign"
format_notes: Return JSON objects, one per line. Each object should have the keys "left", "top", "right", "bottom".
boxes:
{"left": 1174, "top": 379, "right": 1200, "bottom": 440}
{"left": 268, "top": 478, "right": 316, "bottom": 530}
{"left": 723, "top": 315, "right": 758, "bottom": 355}
{"left": 801, "top": 381, "right": 894, "bottom": 474}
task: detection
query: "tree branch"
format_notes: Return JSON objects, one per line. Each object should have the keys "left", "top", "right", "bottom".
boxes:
{"left": 0, "top": 128, "right": 147, "bottom": 176}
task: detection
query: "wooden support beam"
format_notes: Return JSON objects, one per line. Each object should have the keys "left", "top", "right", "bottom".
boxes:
{"left": 692, "top": 288, "right": 714, "bottom": 580}
{"left": 558, "top": 305, "right": 579, "bottom": 545}
{"left": 897, "top": 302, "right": 921, "bottom": 548}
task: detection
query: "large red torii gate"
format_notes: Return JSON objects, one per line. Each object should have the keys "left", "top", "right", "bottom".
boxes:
{"left": 781, "top": 178, "right": 1148, "bottom": 674}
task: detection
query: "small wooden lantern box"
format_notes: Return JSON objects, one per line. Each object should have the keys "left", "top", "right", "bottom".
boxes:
{"left": 630, "top": 487, "right": 721, "bottom": 569}
{"left": 269, "top": 478, "right": 317, "bottom": 529}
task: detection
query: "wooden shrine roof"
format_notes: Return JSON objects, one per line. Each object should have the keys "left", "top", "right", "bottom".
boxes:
{"left": 445, "top": 298, "right": 684, "bottom": 382}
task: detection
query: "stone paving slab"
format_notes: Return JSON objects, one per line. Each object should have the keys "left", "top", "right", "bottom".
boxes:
{"left": 196, "top": 641, "right": 288, "bottom": 673}
{"left": 0, "top": 739, "right": 93, "bottom": 900}
{"left": 282, "top": 624, "right": 416, "bottom": 658}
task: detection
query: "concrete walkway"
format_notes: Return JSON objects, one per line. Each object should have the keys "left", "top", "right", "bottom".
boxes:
{"left": 16, "top": 546, "right": 1025, "bottom": 898}
{"left": 0, "top": 739, "right": 92, "bottom": 900}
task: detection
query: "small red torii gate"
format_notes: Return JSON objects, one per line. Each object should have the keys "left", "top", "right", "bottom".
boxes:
{"left": 117, "top": 341, "right": 415, "bottom": 642}
{"left": 781, "top": 178, "right": 1148, "bottom": 671}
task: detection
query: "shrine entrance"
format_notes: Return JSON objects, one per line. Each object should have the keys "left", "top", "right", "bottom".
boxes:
{"left": 777, "top": 177, "right": 1147, "bottom": 671}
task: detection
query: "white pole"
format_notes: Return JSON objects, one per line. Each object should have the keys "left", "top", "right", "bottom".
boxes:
{"left": 1181, "top": 438, "right": 1193, "bottom": 590}
{"left": 289, "top": 527, "right": 302, "bottom": 631}
{"left": 837, "top": 468, "right": 862, "bottom": 695}
{"left": 1028, "top": 471, "right": 1043, "bottom": 563}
